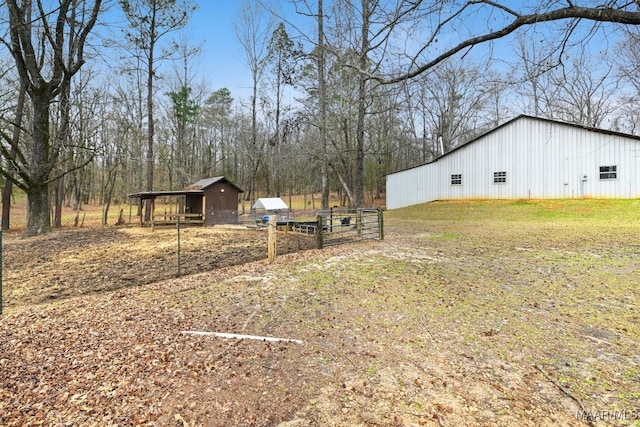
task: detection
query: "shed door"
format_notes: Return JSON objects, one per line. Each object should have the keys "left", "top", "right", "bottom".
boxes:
{"left": 205, "top": 187, "right": 238, "bottom": 224}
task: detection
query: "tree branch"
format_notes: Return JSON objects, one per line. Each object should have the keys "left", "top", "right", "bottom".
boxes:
{"left": 383, "top": 4, "right": 640, "bottom": 84}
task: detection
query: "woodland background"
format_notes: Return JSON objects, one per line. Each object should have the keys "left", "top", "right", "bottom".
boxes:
{"left": 3, "top": 1, "right": 640, "bottom": 235}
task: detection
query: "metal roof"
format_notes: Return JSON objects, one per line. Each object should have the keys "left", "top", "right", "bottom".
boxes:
{"left": 128, "top": 176, "right": 244, "bottom": 199}
{"left": 186, "top": 176, "right": 245, "bottom": 192}
{"left": 127, "top": 190, "right": 204, "bottom": 199}
{"left": 252, "top": 198, "right": 289, "bottom": 210}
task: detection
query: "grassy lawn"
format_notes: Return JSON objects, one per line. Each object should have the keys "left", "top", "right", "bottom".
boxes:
{"left": 381, "top": 199, "right": 640, "bottom": 422}
{"left": 1, "top": 198, "right": 639, "bottom": 426}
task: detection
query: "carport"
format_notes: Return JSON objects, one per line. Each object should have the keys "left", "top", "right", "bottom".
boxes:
{"left": 128, "top": 176, "right": 244, "bottom": 226}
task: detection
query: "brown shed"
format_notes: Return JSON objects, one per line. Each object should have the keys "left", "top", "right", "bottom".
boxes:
{"left": 128, "top": 176, "right": 244, "bottom": 226}
{"left": 186, "top": 177, "right": 244, "bottom": 225}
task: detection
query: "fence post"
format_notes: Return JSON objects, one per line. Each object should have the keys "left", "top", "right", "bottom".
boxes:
{"left": 378, "top": 208, "right": 384, "bottom": 241}
{"left": 329, "top": 207, "right": 333, "bottom": 232}
{"left": 177, "top": 215, "right": 181, "bottom": 275}
{"left": 268, "top": 215, "right": 277, "bottom": 260}
{"left": 316, "top": 214, "right": 324, "bottom": 249}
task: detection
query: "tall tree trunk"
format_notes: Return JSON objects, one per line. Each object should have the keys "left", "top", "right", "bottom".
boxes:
{"left": 1, "top": 171, "right": 15, "bottom": 231}
{"left": 103, "top": 168, "right": 117, "bottom": 225}
{"left": 318, "top": 0, "right": 329, "bottom": 210}
{"left": 275, "top": 67, "right": 281, "bottom": 197}
{"left": 24, "top": 89, "right": 53, "bottom": 237}
{"left": 5, "top": 0, "right": 102, "bottom": 237}
{"left": 54, "top": 76, "right": 72, "bottom": 228}
{"left": 53, "top": 177, "right": 64, "bottom": 228}
{"left": 144, "top": 36, "right": 155, "bottom": 222}
{"left": 1, "top": 81, "right": 26, "bottom": 230}
{"left": 355, "top": 0, "right": 370, "bottom": 209}
{"left": 70, "top": 172, "right": 80, "bottom": 210}
{"left": 26, "top": 183, "right": 50, "bottom": 237}
{"left": 249, "top": 80, "right": 261, "bottom": 204}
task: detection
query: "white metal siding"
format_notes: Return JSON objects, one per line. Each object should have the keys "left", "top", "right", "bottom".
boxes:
{"left": 386, "top": 163, "right": 438, "bottom": 209}
{"left": 386, "top": 116, "right": 640, "bottom": 209}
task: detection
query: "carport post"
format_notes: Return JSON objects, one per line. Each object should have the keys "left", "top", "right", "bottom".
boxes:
{"left": 138, "top": 196, "right": 143, "bottom": 226}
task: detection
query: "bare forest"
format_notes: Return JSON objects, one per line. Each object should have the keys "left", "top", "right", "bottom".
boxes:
{"left": 2, "top": 0, "right": 640, "bottom": 236}
{"left": 2, "top": 3, "right": 640, "bottom": 426}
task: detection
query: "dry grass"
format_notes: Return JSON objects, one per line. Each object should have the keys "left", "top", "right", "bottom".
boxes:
{"left": 381, "top": 200, "right": 640, "bottom": 422}
{"left": 2, "top": 190, "right": 384, "bottom": 233}
{"left": 1, "top": 198, "right": 639, "bottom": 426}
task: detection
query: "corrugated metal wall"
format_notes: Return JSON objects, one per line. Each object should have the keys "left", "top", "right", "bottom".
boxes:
{"left": 386, "top": 116, "right": 640, "bottom": 209}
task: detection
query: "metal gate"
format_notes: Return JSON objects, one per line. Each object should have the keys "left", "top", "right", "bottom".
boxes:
{"left": 315, "top": 208, "right": 383, "bottom": 248}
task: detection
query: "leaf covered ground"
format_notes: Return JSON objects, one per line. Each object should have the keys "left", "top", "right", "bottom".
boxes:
{"left": 1, "top": 200, "right": 640, "bottom": 426}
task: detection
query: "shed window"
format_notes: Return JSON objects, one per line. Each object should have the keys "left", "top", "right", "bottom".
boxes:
{"left": 493, "top": 171, "right": 507, "bottom": 184}
{"left": 451, "top": 174, "right": 462, "bottom": 185}
{"left": 599, "top": 165, "right": 617, "bottom": 180}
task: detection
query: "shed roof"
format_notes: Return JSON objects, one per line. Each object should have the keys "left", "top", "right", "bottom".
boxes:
{"left": 127, "top": 190, "right": 203, "bottom": 199}
{"left": 186, "top": 176, "right": 245, "bottom": 193}
{"left": 252, "top": 198, "right": 289, "bottom": 211}
{"left": 128, "top": 176, "right": 244, "bottom": 199}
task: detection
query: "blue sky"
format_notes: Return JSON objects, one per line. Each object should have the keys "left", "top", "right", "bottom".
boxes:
{"left": 100, "top": 1, "right": 269, "bottom": 100}
{"left": 98, "top": 0, "right": 310, "bottom": 102}
{"left": 180, "top": 0, "right": 307, "bottom": 101}
{"left": 102, "top": 0, "right": 626, "bottom": 105}
{"left": 187, "top": 1, "right": 251, "bottom": 98}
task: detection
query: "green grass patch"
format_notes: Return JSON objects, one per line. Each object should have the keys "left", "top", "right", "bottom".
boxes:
{"left": 302, "top": 199, "right": 640, "bottom": 412}
{"left": 386, "top": 199, "right": 640, "bottom": 224}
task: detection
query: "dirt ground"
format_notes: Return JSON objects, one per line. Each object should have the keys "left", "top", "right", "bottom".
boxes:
{"left": 1, "top": 205, "right": 639, "bottom": 426}
{"left": 1, "top": 225, "right": 317, "bottom": 308}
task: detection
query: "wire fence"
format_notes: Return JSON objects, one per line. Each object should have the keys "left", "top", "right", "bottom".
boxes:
{"left": 314, "top": 208, "right": 384, "bottom": 248}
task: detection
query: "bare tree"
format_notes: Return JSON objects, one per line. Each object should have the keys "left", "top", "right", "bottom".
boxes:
{"left": 201, "top": 87, "right": 234, "bottom": 178}
{"left": 119, "top": 0, "right": 196, "bottom": 221}
{"left": 110, "top": 60, "right": 148, "bottom": 202}
{"left": 384, "top": 2, "right": 640, "bottom": 84}
{"left": 266, "top": 22, "right": 301, "bottom": 197}
{"left": 418, "top": 62, "right": 489, "bottom": 155}
{"left": 235, "top": 0, "right": 274, "bottom": 203}
{"left": 318, "top": 0, "right": 425, "bottom": 207}
{"left": 166, "top": 33, "right": 201, "bottom": 189}
{"left": 511, "top": 33, "right": 619, "bottom": 127}
{"left": 46, "top": 66, "right": 101, "bottom": 228}
{"left": 550, "top": 55, "right": 619, "bottom": 127}
{"left": 511, "top": 34, "right": 559, "bottom": 118}
{"left": 287, "top": 0, "right": 331, "bottom": 208}
{"left": 316, "top": 0, "right": 330, "bottom": 209}
{"left": 0, "top": 0, "right": 102, "bottom": 236}
{"left": 0, "top": 77, "right": 25, "bottom": 231}
{"left": 613, "top": 28, "right": 640, "bottom": 134}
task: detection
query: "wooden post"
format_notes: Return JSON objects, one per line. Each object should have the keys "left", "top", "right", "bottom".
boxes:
{"left": 177, "top": 215, "right": 181, "bottom": 275}
{"left": 378, "top": 208, "right": 384, "bottom": 240}
{"left": 151, "top": 198, "right": 156, "bottom": 231}
{"left": 316, "top": 214, "right": 324, "bottom": 249}
{"left": 329, "top": 206, "right": 333, "bottom": 232}
{"left": 151, "top": 200, "right": 155, "bottom": 231}
{"left": 139, "top": 197, "right": 143, "bottom": 226}
{"left": 268, "top": 215, "right": 277, "bottom": 261}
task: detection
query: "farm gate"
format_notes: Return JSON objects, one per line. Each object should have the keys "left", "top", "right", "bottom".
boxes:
{"left": 314, "top": 208, "right": 383, "bottom": 248}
